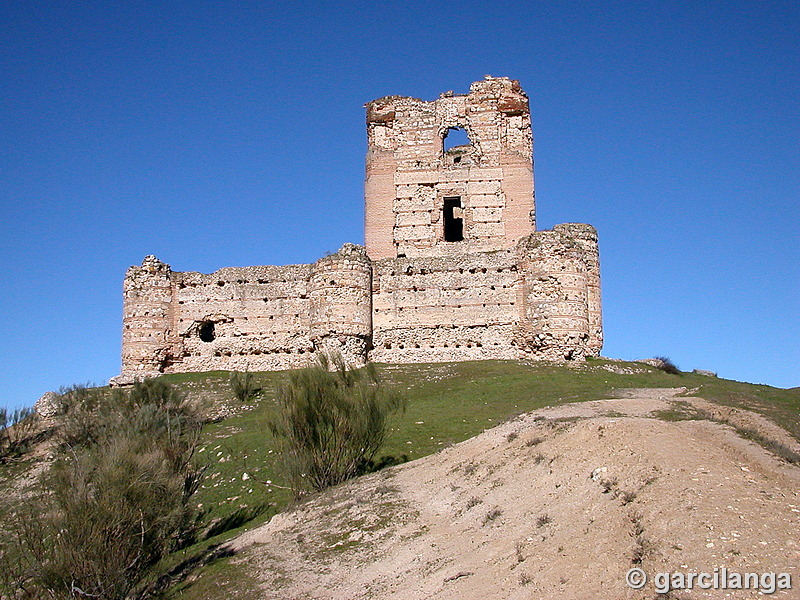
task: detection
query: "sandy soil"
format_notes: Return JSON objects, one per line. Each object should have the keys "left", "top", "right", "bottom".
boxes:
{"left": 231, "top": 389, "right": 800, "bottom": 599}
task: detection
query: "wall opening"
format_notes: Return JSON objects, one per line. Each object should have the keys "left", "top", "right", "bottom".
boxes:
{"left": 198, "top": 321, "right": 215, "bottom": 342}
{"left": 443, "top": 127, "right": 470, "bottom": 151}
{"left": 443, "top": 197, "right": 464, "bottom": 242}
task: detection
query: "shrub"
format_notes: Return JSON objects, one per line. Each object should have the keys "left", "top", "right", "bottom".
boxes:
{"left": 0, "top": 379, "right": 205, "bottom": 600}
{"left": 465, "top": 496, "right": 482, "bottom": 509}
{"left": 269, "top": 353, "right": 405, "bottom": 496}
{"left": 57, "top": 380, "right": 201, "bottom": 457}
{"left": 0, "top": 406, "right": 38, "bottom": 461}
{"left": 482, "top": 507, "right": 503, "bottom": 525}
{"left": 536, "top": 514, "right": 552, "bottom": 527}
{"left": 57, "top": 383, "right": 107, "bottom": 448}
{"left": 229, "top": 369, "right": 262, "bottom": 402}
{"left": 653, "top": 356, "right": 681, "bottom": 375}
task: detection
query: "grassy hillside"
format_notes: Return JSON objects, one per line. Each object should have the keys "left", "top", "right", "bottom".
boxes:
{"left": 3, "top": 359, "right": 798, "bottom": 598}
{"left": 151, "top": 358, "right": 799, "bottom": 599}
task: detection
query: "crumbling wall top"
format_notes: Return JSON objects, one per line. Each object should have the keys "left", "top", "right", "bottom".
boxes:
{"left": 365, "top": 76, "right": 528, "bottom": 123}
{"left": 126, "top": 255, "right": 170, "bottom": 276}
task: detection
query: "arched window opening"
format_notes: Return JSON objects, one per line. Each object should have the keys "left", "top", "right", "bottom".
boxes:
{"left": 443, "top": 127, "right": 473, "bottom": 166}
{"left": 443, "top": 127, "right": 470, "bottom": 151}
{"left": 198, "top": 321, "right": 215, "bottom": 343}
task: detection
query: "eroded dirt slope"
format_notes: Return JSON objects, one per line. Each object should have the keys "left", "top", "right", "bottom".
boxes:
{"left": 231, "top": 389, "right": 800, "bottom": 599}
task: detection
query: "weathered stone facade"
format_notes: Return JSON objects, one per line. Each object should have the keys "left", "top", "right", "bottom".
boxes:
{"left": 114, "top": 77, "right": 602, "bottom": 383}
{"left": 365, "top": 77, "right": 534, "bottom": 260}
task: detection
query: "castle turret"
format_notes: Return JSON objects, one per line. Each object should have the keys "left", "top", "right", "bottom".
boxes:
{"left": 517, "top": 225, "right": 599, "bottom": 360}
{"left": 556, "top": 223, "right": 602, "bottom": 354}
{"left": 118, "top": 255, "right": 176, "bottom": 381}
{"left": 309, "top": 243, "right": 372, "bottom": 365}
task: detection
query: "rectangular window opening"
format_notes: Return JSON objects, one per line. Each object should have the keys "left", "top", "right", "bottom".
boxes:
{"left": 443, "top": 197, "right": 464, "bottom": 242}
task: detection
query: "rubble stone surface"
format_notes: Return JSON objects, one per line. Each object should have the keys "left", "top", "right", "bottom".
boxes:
{"left": 693, "top": 369, "right": 717, "bottom": 377}
{"left": 33, "top": 391, "right": 61, "bottom": 418}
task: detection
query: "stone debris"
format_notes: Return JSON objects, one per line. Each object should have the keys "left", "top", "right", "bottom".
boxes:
{"left": 638, "top": 358, "right": 668, "bottom": 368}
{"left": 33, "top": 391, "right": 60, "bottom": 418}
{"left": 693, "top": 369, "right": 717, "bottom": 377}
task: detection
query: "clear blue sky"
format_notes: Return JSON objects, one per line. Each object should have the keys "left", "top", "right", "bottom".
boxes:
{"left": 2, "top": 1, "right": 798, "bottom": 408}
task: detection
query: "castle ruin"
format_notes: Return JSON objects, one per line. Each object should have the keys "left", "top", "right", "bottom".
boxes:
{"left": 114, "top": 77, "right": 602, "bottom": 383}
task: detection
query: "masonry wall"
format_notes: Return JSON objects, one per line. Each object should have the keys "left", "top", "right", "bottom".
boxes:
{"left": 119, "top": 227, "right": 601, "bottom": 380}
{"left": 369, "top": 224, "right": 602, "bottom": 364}
{"left": 170, "top": 262, "right": 314, "bottom": 373}
{"left": 369, "top": 250, "right": 522, "bottom": 363}
{"left": 365, "top": 76, "right": 535, "bottom": 260}
{"left": 117, "top": 245, "right": 372, "bottom": 381}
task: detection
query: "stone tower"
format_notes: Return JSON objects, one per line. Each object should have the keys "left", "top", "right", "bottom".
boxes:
{"left": 309, "top": 243, "right": 373, "bottom": 364}
{"left": 365, "top": 76, "right": 535, "bottom": 260}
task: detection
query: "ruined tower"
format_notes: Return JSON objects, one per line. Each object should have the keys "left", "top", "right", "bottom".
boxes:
{"left": 365, "top": 76, "right": 534, "bottom": 260}
{"left": 114, "top": 77, "right": 602, "bottom": 384}
{"left": 365, "top": 77, "right": 601, "bottom": 364}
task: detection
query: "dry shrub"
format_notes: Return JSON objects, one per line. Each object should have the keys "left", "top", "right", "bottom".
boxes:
{"left": 269, "top": 353, "right": 405, "bottom": 497}
{"left": 229, "top": 369, "right": 262, "bottom": 403}
{"left": 0, "top": 379, "right": 204, "bottom": 600}
{"left": 653, "top": 356, "right": 681, "bottom": 375}
{"left": 0, "top": 407, "right": 38, "bottom": 461}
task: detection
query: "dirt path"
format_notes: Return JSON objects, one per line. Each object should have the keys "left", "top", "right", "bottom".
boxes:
{"left": 231, "top": 389, "right": 800, "bottom": 599}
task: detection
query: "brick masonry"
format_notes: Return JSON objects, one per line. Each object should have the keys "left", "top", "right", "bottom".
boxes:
{"left": 112, "top": 77, "right": 602, "bottom": 383}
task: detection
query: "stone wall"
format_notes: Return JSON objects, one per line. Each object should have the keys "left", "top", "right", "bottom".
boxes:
{"left": 370, "top": 249, "right": 521, "bottom": 363}
{"left": 118, "top": 227, "right": 601, "bottom": 380}
{"left": 370, "top": 223, "right": 601, "bottom": 364}
{"left": 116, "top": 245, "right": 372, "bottom": 382}
{"left": 365, "top": 76, "right": 535, "bottom": 260}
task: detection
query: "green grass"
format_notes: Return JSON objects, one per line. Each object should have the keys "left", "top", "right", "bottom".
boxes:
{"left": 164, "top": 551, "right": 263, "bottom": 600}
{"left": 651, "top": 400, "right": 709, "bottom": 422}
{"left": 3, "top": 359, "right": 798, "bottom": 599}
{"left": 166, "top": 360, "right": 800, "bottom": 543}
{"left": 680, "top": 376, "right": 800, "bottom": 441}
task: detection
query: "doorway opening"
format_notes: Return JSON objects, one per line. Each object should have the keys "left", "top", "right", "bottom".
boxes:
{"left": 443, "top": 197, "right": 464, "bottom": 242}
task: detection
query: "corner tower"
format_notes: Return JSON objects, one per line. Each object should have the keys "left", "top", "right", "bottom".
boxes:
{"left": 365, "top": 76, "right": 535, "bottom": 260}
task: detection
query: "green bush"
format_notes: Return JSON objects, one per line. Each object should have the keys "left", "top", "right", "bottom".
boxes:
{"left": 0, "top": 379, "right": 205, "bottom": 600}
{"left": 57, "top": 383, "right": 106, "bottom": 448}
{"left": 653, "top": 356, "right": 681, "bottom": 375}
{"left": 229, "top": 369, "right": 262, "bottom": 402}
{"left": 269, "top": 353, "right": 405, "bottom": 496}
{"left": 57, "top": 380, "right": 200, "bottom": 456}
{"left": 0, "top": 406, "right": 38, "bottom": 461}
